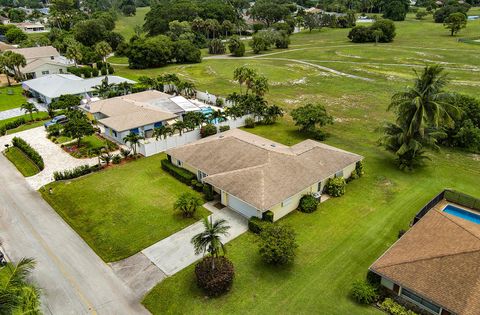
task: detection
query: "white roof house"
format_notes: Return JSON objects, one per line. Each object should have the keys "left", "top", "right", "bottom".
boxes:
{"left": 6, "top": 46, "right": 74, "bottom": 79}
{"left": 22, "top": 74, "right": 135, "bottom": 104}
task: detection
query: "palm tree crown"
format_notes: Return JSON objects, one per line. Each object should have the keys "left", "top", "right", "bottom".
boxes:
{"left": 191, "top": 218, "right": 230, "bottom": 258}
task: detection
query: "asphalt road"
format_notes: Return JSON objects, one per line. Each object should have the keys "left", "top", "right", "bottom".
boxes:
{"left": 0, "top": 154, "right": 149, "bottom": 315}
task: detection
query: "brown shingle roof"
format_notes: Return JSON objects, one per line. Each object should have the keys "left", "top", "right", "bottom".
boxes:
{"left": 167, "top": 129, "right": 362, "bottom": 210}
{"left": 7, "top": 46, "right": 59, "bottom": 60}
{"left": 370, "top": 201, "right": 480, "bottom": 315}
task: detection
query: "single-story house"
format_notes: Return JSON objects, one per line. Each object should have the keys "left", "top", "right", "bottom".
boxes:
{"left": 369, "top": 197, "right": 480, "bottom": 315}
{"left": 120, "top": 90, "right": 201, "bottom": 116}
{"left": 80, "top": 91, "right": 185, "bottom": 143}
{"left": 166, "top": 129, "right": 363, "bottom": 221}
{"left": 6, "top": 46, "right": 74, "bottom": 79}
{"left": 22, "top": 74, "right": 135, "bottom": 104}
{"left": 12, "top": 22, "right": 47, "bottom": 33}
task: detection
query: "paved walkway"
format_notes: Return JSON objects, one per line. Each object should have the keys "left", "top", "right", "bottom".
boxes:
{"left": 0, "top": 154, "right": 149, "bottom": 315}
{"left": 0, "top": 127, "right": 98, "bottom": 189}
{"left": 0, "top": 99, "right": 47, "bottom": 120}
{"left": 142, "top": 202, "right": 248, "bottom": 276}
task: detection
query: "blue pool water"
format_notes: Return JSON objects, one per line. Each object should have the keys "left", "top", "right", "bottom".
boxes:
{"left": 443, "top": 205, "right": 480, "bottom": 224}
{"left": 200, "top": 107, "right": 220, "bottom": 124}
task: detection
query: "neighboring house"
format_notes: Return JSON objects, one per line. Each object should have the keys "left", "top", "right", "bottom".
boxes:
{"left": 22, "top": 74, "right": 135, "bottom": 104}
{"left": 369, "top": 192, "right": 480, "bottom": 315}
{"left": 167, "top": 129, "right": 362, "bottom": 221}
{"left": 80, "top": 91, "right": 197, "bottom": 143}
{"left": 12, "top": 22, "right": 47, "bottom": 33}
{"left": 6, "top": 46, "right": 74, "bottom": 79}
{"left": 0, "top": 16, "right": 10, "bottom": 24}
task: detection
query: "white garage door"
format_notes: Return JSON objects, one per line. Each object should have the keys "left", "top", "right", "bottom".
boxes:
{"left": 228, "top": 194, "right": 259, "bottom": 218}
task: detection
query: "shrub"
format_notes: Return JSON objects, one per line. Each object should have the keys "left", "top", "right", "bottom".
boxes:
{"left": 259, "top": 224, "right": 298, "bottom": 265}
{"left": 53, "top": 164, "right": 100, "bottom": 181}
{"left": 244, "top": 117, "right": 255, "bottom": 128}
{"left": 208, "top": 38, "right": 226, "bottom": 54}
{"left": 12, "top": 137, "right": 44, "bottom": 170}
{"left": 47, "top": 124, "right": 62, "bottom": 137}
{"left": 161, "top": 159, "right": 196, "bottom": 185}
{"left": 3, "top": 117, "right": 26, "bottom": 132}
{"left": 262, "top": 210, "right": 274, "bottom": 222}
{"left": 355, "top": 160, "right": 364, "bottom": 177}
{"left": 366, "top": 270, "right": 381, "bottom": 286}
{"left": 228, "top": 36, "right": 245, "bottom": 57}
{"left": 173, "top": 192, "right": 202, "bottom": 217}
{"left": 120, "top": 148, "right": 131, "bottom": 158}
{"left": 326, "top": 177, "right": 346, "bottom": 197}
{"left": 349, "top": 169, "right": 359, "bottom": 181}
{"left": 380, "top": 298, "right": 418, "bottom": 315}
{"left": 348, "top": 25, "right": 374, "bottom": 43}
{"left": 309, "top": 129, "right": 327, "bottom": 141}
{"left": 92, "top": 68, "right": 99, "bottom": 77}
{"left": 203, "top": 184, "right": 214, "bottom": 201}
{"left": 348, "top": 19, "right": 396, "bottom": 43}
{"left": 219, "top": 125, "right": 230, "bottom": 132}
{"left": 194, "top": 182, "right": 204, "bottom": 192}
{"left": 200, "top": 124, "right": 217, "bottom": 138}
{"left": 195, "top": 256, "right": 234, "bottom": 297}
{"left": 248, "top": 217, "right": 272, "bottom": 234}
{"left": 112, "top": 154, "right": 122, "bottom": 164}
{"left": 215, "top": 98, "right": 224, "bottom": 107}
{"left": 350, "top": 280, "right": 379, "bottom": 304}
{"left": 0, "top": 125, "right": 6, "bottom": 136}
{"left": 299, "top": 194, "right": 319, "bottom": 213}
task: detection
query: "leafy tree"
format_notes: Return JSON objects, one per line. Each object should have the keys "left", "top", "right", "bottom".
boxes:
{"left": 433, "top": 5, "right": 469, "bottom": 23}
{"left": 274, "top": 30, "right": 290, "bottom": 49}
{"left": 348, "top": 25, "right": 374, "bottom": 43}
{"left": 5, "top": 27, "right": 27, "bottom": 44}
{"left": 95, "top": 41, "right": 112, "bottom": 63}
{"left": 173, "top": 40, "right": 201, "bottom": 64}
{"left": 191, "top": 217, "right": 231, "bottom": 263}
{"left": 381, "top": 0, "right": 409, "bottom": 21}
{"left": 120, "top": 0, "right": 136, "bottom": 16}
{"left": 250, "top": 0, "right": 293, "bottom": 26}
{"left": 258, "top": 224, "right": 298, "bottom": 265}
{"left": 415, "top": 11, "right": 428, "bottom": 20}
{"left": 8, "top": 8, "right": 27, "bottom": 22}
{"left": 303, "top": 12, "right": 321, "bottom": 32}
{"left": 64, "top": 110, "right": 95, "bottom": 146}
{"left": 228, "top": 36, "right": 245, "bottom": 57}
{"left": 444, "top": 12, "right": 467, "bottom": 36}
{"left": 168, "top": 20, "right": 191, "bottom": 40}
{"left": 174, "top": 192, "right": 202, "bottom": 217}
{"left": 73, "top": 19, "right": 107, "bottom": 46}
{"left": 126, "top": 36, "right": 174, "bottom": 69}
{"left": 144, "top": 0, "right": 200, "bottom": 36}
{"left": 123, "top": 132, "right": 144, "bottom": 157}
{"left": 370, "top": 19, "right": 396, "bottom": 42}
{"left": 250, "top": 29, "right": 276, "bottom": 53}
{"left": 20, "top": 102, "right": 38, "bottom": 121}
{"left": 291, "top": 103, "right": 334, "bottom": 133}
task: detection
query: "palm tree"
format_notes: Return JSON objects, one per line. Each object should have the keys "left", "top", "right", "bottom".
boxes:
{"left": 93, "top": 77, "right": 116, "bottom": 98}
{"left": 66, "top": 42, "right": 83, "bottom": 67}
{"left": 183, "top": 111, "right": 205, "bottom": 129}
{"left": 388, "top": 65, "right": 460, "bottom": 138}
{"left": 173, "top": 192, "right": 202, "bottom": 217}
{"left": 208, "top": 110, "right": 227, "bottom": 123}
{"left": 117, "top": 81, "right": 133, "bottom": 95}
{"left": 263, "top": 104, "right": 284, "bottom": 124}
{"left": 372, "top": 29, "right": 383, "bottom": 45}
{"left": 8, "top": 51, "right": 26, "bottom": 79}
{"left": 178, "top": 81, "right": 196, "bottom": 99}
{"left": 249, "top": 75, "right": 269, "bottom": 97}
{"left": 191, "top": 217, "right": 231, "bottom": 270}
{"left": 123, "top": 132, "right": 144, "bottom": 158}
{"left": 95, "top": 41, "right": 112, "bottom": 64}
{"left": 0, "top": 53, "right": 12, "bottom": 86}
{"left": 172, "top": 121, "right": 187, "bottom": 136}
{"left": 20, "top": 102, "right": 38, "bottom": 121}
{"left": 0, "top": 258, "right": 41, "bottom": 315}
{"left": 153, "top": 125, "right": 173, "bottom": 140}
{"left": 233, "top": 66, "right": 257, "bottom": 94}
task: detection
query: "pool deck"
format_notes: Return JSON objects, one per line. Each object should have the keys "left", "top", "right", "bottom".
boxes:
{"left": 430, "top": 199, "right": 480, "bottom": 234}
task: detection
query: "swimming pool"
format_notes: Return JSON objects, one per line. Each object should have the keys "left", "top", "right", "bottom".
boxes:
{"left": 200, "top": 107, "right": 220, "bottom": 124}
{"left": 443, "top": 204, "right": 480, "bottom": 224}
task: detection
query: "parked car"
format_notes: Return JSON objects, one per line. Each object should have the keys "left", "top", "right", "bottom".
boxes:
{"left": 44, "top": 115, "right": 68, "bottom": 129}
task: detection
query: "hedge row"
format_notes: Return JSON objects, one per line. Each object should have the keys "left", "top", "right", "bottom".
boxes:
{"left": 53, "top": 164, "right": 101, "bottom": 181}
{"left": 12, "top": 137, "right": 44, "bottom": 170}
{"left": 161, "top": 159, "right": 196, "bottom": 185}
{"left": 67, "top": 64, "right": 115, "bottom": 78}
{"left": 248, "top": 217, "right": 273, "bottom": 234}
{"left": 1, "top": 117, "right": 26, "bottom": 135}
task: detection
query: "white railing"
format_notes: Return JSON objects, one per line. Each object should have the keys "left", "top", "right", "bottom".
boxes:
{"left": 138, "top": 115, "right": 252, "bottom": 157}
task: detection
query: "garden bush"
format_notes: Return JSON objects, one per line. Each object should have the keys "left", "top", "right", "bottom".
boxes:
{"left": 161, "top": 159, "right": 196, "bottom": 185}
{"left": 112, "top": 154, "right": 122, "bottom": 164}
{"left": 12, "top": 137, "right": 44, "bottom": 170}
{"left": 348, "top": 19, "right": 396, "bottom": 43}
{"left": 248, "top": 217, "right": 272, "bottom": 234}
{"left": 355, "top": 160, "right": 364, "bottom": 177}
{"left": 195, "top": 256, "right": 234, "bottom": 297}
{"left": 244, "top": 117, "right": 255, "bottom": 128}
{"left": 262, "top": 210, "right": 274, "bottom": 222}
{"left": 259, "top": 224, "right": 298, "bottom": 265}
{"left": 208, "top": 39, "right": 226, "bottom": 54}
{"left": 298, "top": 194, "right": 319, "bottom": 213}
{"left": 1, "top": 117, "right": 27, "bottom": 135}
{"left": 194, "top": 182, "right": 204, "bottom": 192}
{"left": 380, "top": 298, "right": 418, "bottom": 315}
{"left": 326, "top": 177, "right": 346, "bottom": 197}
{"left": 219, "top": 125, "right": 230, "bottom": 132}
{"left": 47, "top": 124, "right": 62, "bottom": 137}
{"left": 53, "top": 164, "right": 101, "bottom": 181}
{"left": 366, "top": 270, "right": 381, "bottom": 286}
{"left": 203, "top": 184, "right": 214, "bottom": 201}
{"left": 200, "top": 124, "right": 217, "bottom": 138}
{"left": 350, "top": 280, "right": 379, "bottom": 304}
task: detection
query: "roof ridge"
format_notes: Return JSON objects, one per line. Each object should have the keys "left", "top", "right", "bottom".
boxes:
{"left": 205, "top": 163, "right": 267, "bottom": 178}
{"left": 376, "top": 248, "right": 480, "bottom": 269}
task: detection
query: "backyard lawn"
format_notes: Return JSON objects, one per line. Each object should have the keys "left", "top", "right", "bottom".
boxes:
{"left": 0, "top": 85, "right": 26, "bottom": 111}
{"left": 4, "top": 147, "right": 40, "bottom": 177}
{"left": 114, "top": 6, "right": 149, "bottom": 40}
{"left": 136, "top": 13, "right": 480, "bottom": 315}
{"left": 41, "top": 154, "right": 210, "bottom": 262}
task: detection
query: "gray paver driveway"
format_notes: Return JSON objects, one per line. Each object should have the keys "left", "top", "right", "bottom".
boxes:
{"left": 0, "top": 127, "right": 97, "bottom": 189}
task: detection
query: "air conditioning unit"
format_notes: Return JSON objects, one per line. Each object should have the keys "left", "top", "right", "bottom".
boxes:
{"left": 312, "top": 192, "right": 321, "bottom": 201}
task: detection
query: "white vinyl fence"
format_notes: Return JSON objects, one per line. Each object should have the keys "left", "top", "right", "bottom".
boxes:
{"left": 137, "top": 115, "right": 252, "bottom": 157}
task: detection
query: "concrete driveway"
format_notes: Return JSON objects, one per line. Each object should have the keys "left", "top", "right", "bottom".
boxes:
{"left": 0, "top": 127, "right": 97, "bottom": 189}
{"left": 0, "top": 154, "right": 149, "bottom": 315}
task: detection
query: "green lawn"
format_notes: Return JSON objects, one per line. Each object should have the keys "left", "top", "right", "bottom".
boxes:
{"left": 40, "top": 154, "right": 210, "bottom": 262}
{"left": 139, "top": 13, "right": 480, "bottom": 315}
{"left": 61, "top": 134, "right": 118, "bottom": 158}
{"left": 114, "top": 7, "right": 150, "bottom": 41}
{"left": 4, "top": 147, "right": 40, "bottom": 177}
{"left": 0, "top": 112, "right": 50, "bottom": 135}
{"left": 107, "top": 55, "right": 129, "bottom": 65}
{"left": 0, "top": 85, "right": 26, "bottom": 111}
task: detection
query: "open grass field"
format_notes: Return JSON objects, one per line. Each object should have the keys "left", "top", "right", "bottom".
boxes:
{"left": 0, "top": 85, "right": 26, "bottom": 111}
{"left": 4, "top": 147, "right": 40, "bottom": 177}
{"left": 40, "top": 153, "right": 210, "bottom": 262}
{"left": 134, "top": 13, "right": 480, "bottom": 315}
{"left": 114, "top": 7, "right": 150, "bottom": 41}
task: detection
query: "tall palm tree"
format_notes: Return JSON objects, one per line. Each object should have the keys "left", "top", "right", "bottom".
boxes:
{"left": 94, "top": 41, "right": 112, "bottom": 64}
{"left": 7, "top": 51, "right": 26, "bottom": 79}
{"left": 20, "top": 102, "right": 38, "bottom": 121}
{"left": 388, "top": 65, "right": 460, "bottom": 138}
{"left": 153, "top": 125, "right": 173, "bottom": 140}
{"left": 123, "top": 132, "right": 144, "bottom": 158}
{"left": 208, "top": 110, "right": 227, "bottom": 123}
{"left": 249, "top": 75, "right": 269, "bottom": 97}
{"left": 172, "top": 121, "right": 187, "bottom": 136}
{"left": 0, "top": 53, "right": 12, "bottom": 86}
{"left": 117, "top": 81, "right": 133, "bottom": 96}
{"left": 191, "top": 218, "right": 231, "bottom": 270}
{"left": 233, "top": 66, "right": 257, "bottom": 94}
{"left": 263, "top": 104, "right": 284, "bottom": 124}
{"left": 66, "top": 42, "right": 83, "bottom": 67}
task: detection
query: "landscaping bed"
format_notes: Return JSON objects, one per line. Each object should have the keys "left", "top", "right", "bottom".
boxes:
{"left": 59, "top": 134, "right": 118, "bottom": 158}
{"left": 4, "top": 147, "right": 40, "bottom": 177}
{"left": 40, "top": 153, "right": 210, "bottom": 262}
